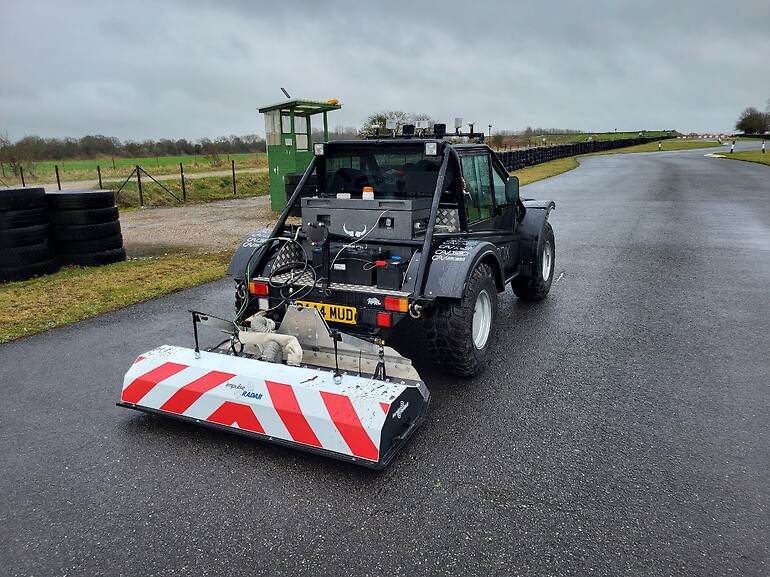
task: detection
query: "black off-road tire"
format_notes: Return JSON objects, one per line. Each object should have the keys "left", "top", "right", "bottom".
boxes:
{"left": 55, "top": 233, "right": 123, "bottom": 256}
{"left": 0, "top": 187, "right": 46, "bottom": 211}
{"left": 0, "top": 207, "right": 48, "bottom": 230}
{"left": 59, "top": 246, "right": 126, "bottom": 267}
{"left": 0, "top": 241, "right": 54, "bottom": 269}
{"left": 51, "top": 221, "right": 121, "bottom": 242}
{"left": 49, "top": 206, "right": 119, "bottom": 226}
{"left": 46, "top": 190, "right": 115, "bottom": 211}
{"left": 512, "top": 222, "right": 555, "bottom": 301}
{"left": 0, "top": 224, "right": 49, "bottom": 249}
{"left": 0, "top": 258, "right": 61, "bottom": 284}
{"left": 425, "top": 263, "right": 498, "bottom": 377}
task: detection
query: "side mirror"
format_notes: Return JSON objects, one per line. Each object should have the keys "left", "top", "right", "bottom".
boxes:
{"left": 505, "top": 176, "right": 519, "bottom": 203}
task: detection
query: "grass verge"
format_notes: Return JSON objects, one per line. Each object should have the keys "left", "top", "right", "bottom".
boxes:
{"left": 0, "top": 251, "right": 231, "bottom": 343}
{"left": 710, "top": 150, "right": 770, "bottom": 167}
{"left": 593, "top": 140, "right": 723, "bottom": 154}
{"left": 510, "top": 157, "right": 580, "bottom": 186}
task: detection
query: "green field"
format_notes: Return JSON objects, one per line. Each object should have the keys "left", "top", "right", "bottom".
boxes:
{"left": 1, "top": 152, "right": 267, "bottom": 187}
{"left": 34, "top": 152, "right": 266, "bottom": 173}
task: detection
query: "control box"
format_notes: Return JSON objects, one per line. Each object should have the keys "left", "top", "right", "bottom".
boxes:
{"left": 301, "top": 197, "right": 431, "bottom": 241}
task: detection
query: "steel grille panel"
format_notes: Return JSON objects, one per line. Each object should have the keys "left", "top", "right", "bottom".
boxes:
{"left": 435, "top": 208, "right": 460, "bottom": 232}
{"left": 272, "top": 242, "right": 304, "bottom": 272}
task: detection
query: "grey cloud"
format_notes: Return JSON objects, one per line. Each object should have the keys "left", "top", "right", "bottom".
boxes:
{"left": 1, "top": 0, "right": 767, "bottom": 141}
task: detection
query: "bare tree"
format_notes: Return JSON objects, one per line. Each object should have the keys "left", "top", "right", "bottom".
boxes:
{"left": 0, "top": 131, "right": 29, "bottom": 177}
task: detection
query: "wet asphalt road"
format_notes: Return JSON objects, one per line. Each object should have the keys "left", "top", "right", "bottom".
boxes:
{"left": 2, "top": 143, "right": 769, "bottom": 577}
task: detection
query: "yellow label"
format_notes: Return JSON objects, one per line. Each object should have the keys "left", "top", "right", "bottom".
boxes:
{"left": 295, "top": 301, "right": 357, "bottom": 324}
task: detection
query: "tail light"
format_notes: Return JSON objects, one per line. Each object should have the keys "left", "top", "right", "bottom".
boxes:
{"left": 384, "top": 297, "right": 409, "bottom": 313}
{"left": 248, "top": 281, "right": 269, "bottom": 296}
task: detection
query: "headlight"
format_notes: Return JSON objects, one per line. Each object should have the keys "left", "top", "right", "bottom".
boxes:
{"left": 425, "top": 142, "right": 438, "bottom": 156}
{"left": 314, "top": 143, "right": 325, "bottom": 156}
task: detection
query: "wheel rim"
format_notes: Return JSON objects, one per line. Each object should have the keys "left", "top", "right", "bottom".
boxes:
{"left": 472, "top": 289, "right": 492, "bottom": 349}
{"left": 541, "top": 241, "right": 553, "bottom": 281}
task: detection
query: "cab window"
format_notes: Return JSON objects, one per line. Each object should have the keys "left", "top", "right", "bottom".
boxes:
{"left": 460, "top": 155, "right": 493, "bottom": 222}
{"left": 492, "top": 166, "right": 507, "bottom": 205}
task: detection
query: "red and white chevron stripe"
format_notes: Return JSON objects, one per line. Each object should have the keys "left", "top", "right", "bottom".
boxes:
{"left": 121, "top": 345, "right": 411, "bottom": 463}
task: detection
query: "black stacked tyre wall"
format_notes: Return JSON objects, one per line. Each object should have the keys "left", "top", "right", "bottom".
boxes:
{"left": 46, "top": 190, "right": 126, "bottom": 266}
{"left": 0, "top": 187, "right": 61, "bottom": 283}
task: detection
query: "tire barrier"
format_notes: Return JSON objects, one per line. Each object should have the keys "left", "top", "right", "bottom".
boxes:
{"left": 0, "top": 187, "right": 61, "bottom": 283}
{"left": 495, "top": 136, "right": 673, "bottom": 172}
{"left": 46, "top": 190, "right": 126, "bottom": 267}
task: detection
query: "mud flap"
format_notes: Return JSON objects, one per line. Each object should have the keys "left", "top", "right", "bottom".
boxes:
{"left": 119, "top": 345, "right": 429, "bottom": 468}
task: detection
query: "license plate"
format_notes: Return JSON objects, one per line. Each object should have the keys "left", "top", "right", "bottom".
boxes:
{"left": 295, "top": 300, "right": 357, "bottom": 324}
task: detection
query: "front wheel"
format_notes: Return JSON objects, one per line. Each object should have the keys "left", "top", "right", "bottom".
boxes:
{"left": 425, "top": 263, "right": 498, "bottom": 377}
{"left": 512, "top": 222, "right": 555, "bottom": 301}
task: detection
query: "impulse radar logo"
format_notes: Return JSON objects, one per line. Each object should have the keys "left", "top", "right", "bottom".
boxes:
{"left": 225, "top": 382, "right": 263, "bottom": 400}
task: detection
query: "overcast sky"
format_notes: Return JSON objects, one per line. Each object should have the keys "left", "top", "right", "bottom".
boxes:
{"left": 1, "top": 0, "right": 768, "bottom": 142}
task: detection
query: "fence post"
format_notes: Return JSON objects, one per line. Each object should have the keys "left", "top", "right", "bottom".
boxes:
{"left": 136, "top": 165, "right": 144, "bottom": 206}
{"left": 97, "top": 166, "right": 103, "bottom": 189}
{"left": 231, "top": 160, "right": 236, "bottom": 196}
{"left": 55, "top": 165, "right": 61, "bottom": 190}
{"left": 20, "top": 166, "right": 25, "bottom": 187}
{"left": 180, "top": 163, "right": 187, "bottom": 202}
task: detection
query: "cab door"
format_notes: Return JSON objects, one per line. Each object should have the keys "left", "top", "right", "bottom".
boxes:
{"left": 459, "top": 152, "right": 518, "bottom": 276}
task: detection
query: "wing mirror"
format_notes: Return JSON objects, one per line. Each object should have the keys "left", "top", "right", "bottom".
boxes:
{"left": 505, "top": 176, "right": 520, "bottom": 204}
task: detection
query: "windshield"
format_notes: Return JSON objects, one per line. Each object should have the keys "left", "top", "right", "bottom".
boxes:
{"left": 321, "top": 144, "right": 445, "bottom": 199}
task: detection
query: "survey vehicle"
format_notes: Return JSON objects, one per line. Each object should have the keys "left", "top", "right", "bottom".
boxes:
{"left": 120, "top": 132, "right": 555, "bottom": 468}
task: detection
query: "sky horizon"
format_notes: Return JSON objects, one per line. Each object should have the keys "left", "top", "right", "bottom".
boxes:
{"left": 1, "top": 0, "right": 768, "bottom": 142}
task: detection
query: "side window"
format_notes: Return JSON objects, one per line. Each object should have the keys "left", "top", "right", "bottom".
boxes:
{"left": 492, "top": 166, "right": 507, "bottom": 205}
{"left": 460, "top": 155, "right": 493, "bottom": 222}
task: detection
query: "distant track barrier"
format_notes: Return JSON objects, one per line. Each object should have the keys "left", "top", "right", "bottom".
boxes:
{"left": 495, "top": 136, "right": 673, "bottom": 172}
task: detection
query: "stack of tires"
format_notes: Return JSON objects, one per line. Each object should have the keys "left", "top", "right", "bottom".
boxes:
{"left": 46, "top": 190, "right": 126, "bottom": 266}
{"left": 0, "top": 187, "right": 60, "bottom": 283}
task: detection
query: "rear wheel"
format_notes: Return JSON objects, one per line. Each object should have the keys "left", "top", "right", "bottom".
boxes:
{"left": 512, "top": 221, "right": 555, "bottom": 301}
{"left": 425, "top": 263, "right": 497, "bottom": 377}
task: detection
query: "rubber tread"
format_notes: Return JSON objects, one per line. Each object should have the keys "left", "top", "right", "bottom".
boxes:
{"left": 51, "top": 221, "right": 121, "bottom": 242}
{"left": 0, "top": 187, "right": 46, "bottom": 211}
{"left": 46, "top": 190, "right": 115, "bottom": 211}
{"left": 54, "top": 233, "right": 123, "bottom": 255}
{"left": 48, "top": 206, "right": 119, "bottom": 225}
{"left": 511, "top": 222, "right": 555, "bottom": 301}
{"left": 59, "top": 247, "right": 126, "bottom": 267}
{"left": 424, "top": 263, "right": 498, "bottom": 377}
{"left": 0, "top": 224, "right": 49, "bottom": 249}
{"left": 0, "top": 241, "right": 54, "bottom": 268}
{"left": 0, "top": 208, "right": 49, "bottom": 230}
{"left": 0, "top": 258, "right": 61, "bottom": 283}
